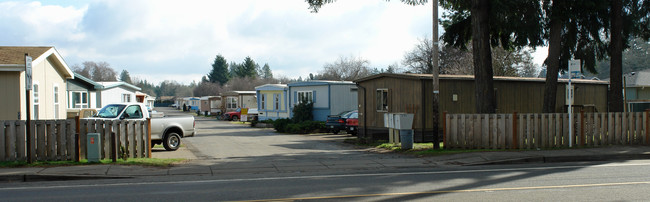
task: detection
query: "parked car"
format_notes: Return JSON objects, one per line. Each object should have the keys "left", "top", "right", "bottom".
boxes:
{"left": 325, "top": 110, "right": 357, "bottom": 134}
{"left": 223, "top": 108, "right": 258, "bottom": 121}
{"left": 345, "top": 111, "right": 359, "bottom": 135}
{"left": 86, "top": 103, "right": 196, "bottom": 151}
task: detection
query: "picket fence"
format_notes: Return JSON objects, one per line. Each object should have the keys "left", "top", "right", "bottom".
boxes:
{"left": 1, "top": 118, "right": 151, "bottom": 162}
{"left": 444, "top": 112, "right": 650, "bottom": 149}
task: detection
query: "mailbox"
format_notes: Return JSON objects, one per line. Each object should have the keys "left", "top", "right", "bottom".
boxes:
{"left": 393, "top": 113, "right": 414, "bottom": 130}
{"left": 87, "top": 133, "right": 101, "bottom": 162}
{"left": 383, "top": 113, "right": 390, "bottom": 127}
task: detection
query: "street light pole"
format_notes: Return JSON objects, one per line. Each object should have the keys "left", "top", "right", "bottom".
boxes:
{"left": 432, "top": 0, "right": 440, "bottom": 149}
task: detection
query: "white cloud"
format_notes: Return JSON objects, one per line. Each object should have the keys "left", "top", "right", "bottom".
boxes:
{"left": 1, "top": 0, "right": 436, "bottom": 84}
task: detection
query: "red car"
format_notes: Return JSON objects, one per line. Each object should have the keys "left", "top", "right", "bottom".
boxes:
{"left": 345, "top": 111, "right": 359, "bottom": 135}
{"left": 224, "top": 108, "right": 243, "bottom": 121}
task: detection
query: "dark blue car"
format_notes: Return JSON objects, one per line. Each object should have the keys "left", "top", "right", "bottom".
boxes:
{"left": 325, "top": 110, "right": 357, "bottom": 134}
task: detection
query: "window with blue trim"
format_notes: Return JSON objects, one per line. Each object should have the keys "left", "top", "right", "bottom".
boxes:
{"left": 297, "top": 91, "right": 313, "bottom": 104}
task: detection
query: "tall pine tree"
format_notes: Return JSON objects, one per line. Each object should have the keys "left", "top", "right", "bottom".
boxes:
{"left": 208, "top": 54, "right": 230, "bottom": 85}
{"left": 261, "top": 63, "right": 273, "bottom": 79}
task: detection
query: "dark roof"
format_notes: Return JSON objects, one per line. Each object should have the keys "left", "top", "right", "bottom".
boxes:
{"left": 0, "top": 46, "right": 51, "bottom": 64}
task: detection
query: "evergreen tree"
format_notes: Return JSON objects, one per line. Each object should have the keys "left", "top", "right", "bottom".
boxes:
{"left": 240, "top": 56, "right": 258, "bottom": 78}
{"left": 441, "top": 0, "right": 544, "bottom": 113}
{"left": 119, "top": 69, "right": 133, "bottom": 84}
{"left": 261, "top": 63, "right": 273, "bottom": 79}
{"left": 208, "top": 54, "right": 230, "bottom": 85}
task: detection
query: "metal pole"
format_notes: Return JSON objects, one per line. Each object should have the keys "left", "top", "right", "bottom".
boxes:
{"left": 623, "top": 76, "right": 628, "bottom": 113}
{"left": 569, "top": 78, "right": 572, "bottom": 147}
{"left": 432, "top": 0, "right": 440, "bottom": 149}
{"left": 25, "top": 53, "right": 33, "bottom": 163}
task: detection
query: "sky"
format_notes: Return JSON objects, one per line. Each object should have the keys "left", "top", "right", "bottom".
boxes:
{"left": 1, "top": 0, "right": 547, "bottom": 85}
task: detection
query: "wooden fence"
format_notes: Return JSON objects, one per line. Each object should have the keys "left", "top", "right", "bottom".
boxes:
{"left": 78, "top": 119, "right": 151, "bottom": 160}
{"left": 1, "top": 118, "right": 151, "bottom": 162}
{"left": 444, "top": 111, "right": 650, "bottom": 150}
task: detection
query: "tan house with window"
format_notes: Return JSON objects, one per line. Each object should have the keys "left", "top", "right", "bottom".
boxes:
{"left": 0, "top": 46, "right": 74, "bottom": 120}
{"left": 221, "top": 91, "right": 257, "bottom": 113}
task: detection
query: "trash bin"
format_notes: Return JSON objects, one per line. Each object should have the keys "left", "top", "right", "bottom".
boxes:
{"left": 399, "top": 129, "right": 414, "bottom": 149}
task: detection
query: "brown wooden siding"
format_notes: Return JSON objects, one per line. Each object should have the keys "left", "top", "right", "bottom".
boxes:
{"left": 0, "top": 72, "right": 21, "bottom": 120}
{"left": 356, "top": 74, "right": 609, "bottom": 142}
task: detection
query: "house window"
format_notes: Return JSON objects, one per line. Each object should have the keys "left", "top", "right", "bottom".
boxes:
{"left": 122, "top": 94, "right": 131, "bottom": 103}
{"left": 71, "top": 91, "right": 88, "bottom": 108}
{"left": 260, "top": 94, "right": 266, "bottom": 110}
{"left": 33, "top": 83, "right": 39, "bottom": 119}
{"left": 376, "top": 89, "right": 388, "bottom": 111}
{"left": 227, "top": 97, "right": 238, "bottom": 109}
{"left": 297, "top": 91, "right": 313, "bottom": 104}
{"left": 274, "top": 93, "right": 280, "bottom": 110}
{"left": 54, "top": 85, "right": 59, "bottom": 119}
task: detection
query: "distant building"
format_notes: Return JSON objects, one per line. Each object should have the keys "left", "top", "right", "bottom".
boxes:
{"left": 221, "top": 91, "right": 257, "bottom": 112}
{"left": 256, "top": 84, "right": 289, "bottom": 121}
{"left": 624, "top": 70, "right": 650, "bottom": 112}
{"left": 287, "top": 80, "right": 358, "bottom": 122}
{"left": 96, "top": 82, "right": 142, "bottom": 108}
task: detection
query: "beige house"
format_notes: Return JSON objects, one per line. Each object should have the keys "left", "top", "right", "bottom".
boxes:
{"left": 0, "top": 46, "right": 74, "bottom": 120}
{"left": 221, "top": 91, "right": 257, "bottom": 112}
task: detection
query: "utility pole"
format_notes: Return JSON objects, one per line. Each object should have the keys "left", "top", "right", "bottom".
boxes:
{"left": 432, "top": 0, "right": 440, "bottom": 149}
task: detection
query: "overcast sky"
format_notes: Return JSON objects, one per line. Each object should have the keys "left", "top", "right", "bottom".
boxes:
{"left": 1, "top": 0, "right": 546, "bottom": 85}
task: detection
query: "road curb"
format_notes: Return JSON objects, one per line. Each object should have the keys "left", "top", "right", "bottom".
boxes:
{"left": 466, "top": 153, "right": 650, "bottom": 166}
{"left": 0, "top": 174, "right": 131, "bottom": 183}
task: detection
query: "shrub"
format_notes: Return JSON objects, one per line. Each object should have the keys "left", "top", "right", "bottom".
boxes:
{"left": 261, "top": 119, "right": 275, "bottom": 124}
{"left": 273, "top": 118, "right": 292, "bottom": 133}
{"left": 285, "top": 121, "right": 325, "bottom": 134}
{"left": 292, "top": 97, "right": 313, "bottom": 122}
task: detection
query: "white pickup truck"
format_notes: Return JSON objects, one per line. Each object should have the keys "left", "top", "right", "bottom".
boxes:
{"left": 87, "top": 103, "right": 195, "bottom": 151}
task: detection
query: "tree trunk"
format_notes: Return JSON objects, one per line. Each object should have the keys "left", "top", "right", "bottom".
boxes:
{"left": 542, "top": 4, "right": 563, "bottom": 113}
{"left": 609, "top": 0, "right": 624, "bottom": 112}
{"left": 471, "top": 0, "right": 495, "bottom": 114}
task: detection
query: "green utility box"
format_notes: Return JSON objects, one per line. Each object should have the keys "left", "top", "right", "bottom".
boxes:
{"left": 87, "top": 133, "right": 101, "bottom": 162}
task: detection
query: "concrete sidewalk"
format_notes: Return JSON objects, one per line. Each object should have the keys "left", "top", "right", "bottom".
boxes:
{"left": 1, "top": 145, "right": 650, "bottom": 182}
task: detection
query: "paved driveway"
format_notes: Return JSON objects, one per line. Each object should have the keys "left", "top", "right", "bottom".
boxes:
{"left": 152, "top": 107, "right": 425, "bottom": 171}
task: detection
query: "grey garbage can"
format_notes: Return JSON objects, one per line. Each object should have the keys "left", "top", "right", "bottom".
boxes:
{"left": 400, "top": 129, "right": 413, "bottom": 149}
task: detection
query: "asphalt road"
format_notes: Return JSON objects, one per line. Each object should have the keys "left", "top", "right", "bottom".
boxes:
{"left": 2, "top": 160, "right": 650, "bottom": 201}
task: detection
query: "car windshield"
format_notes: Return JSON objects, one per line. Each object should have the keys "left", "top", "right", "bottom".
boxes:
{"left": 96, "top": 104, "right": 126, "bottom": 118}
{"left": 337, "top": 110, "right": 353, "bottom": 116}
{"left": 348, "top": 112, "right": 358, "bottom": 119}
{"left": 341, "top": 110, "right": 357, "bottom": 118}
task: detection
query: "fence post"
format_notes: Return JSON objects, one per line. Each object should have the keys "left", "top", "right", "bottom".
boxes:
{"left": 580, "top": 110, "right": 585, "bottom": 147}
{"left": 75, "top": 116, "right": 80, "bottom": 162}
{"left": 147, "top": 118, "right": 152, "bottom": 158}
{"left": 513, "top": 112, "right": 518, "bottom": 149}
{"left": 442, "top": 111, "right": 447, "bottom": 149}
{"left": 646, "top": 109, "right": 649, "bottom": 145}
{"left": 111, "top": 132, "right": 117, "bottom": 162}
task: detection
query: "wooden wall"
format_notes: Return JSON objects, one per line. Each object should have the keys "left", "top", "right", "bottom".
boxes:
{"left": 356, "top": 74, "right": 609, "bottom": 142}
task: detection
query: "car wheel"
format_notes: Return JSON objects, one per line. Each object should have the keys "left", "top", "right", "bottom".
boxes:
{"left": 232, "top": 115, "right": 239, "bottom": 121}
{"left": 332, "top": 129, "right": 340, "bottom": 134}
{"left": 163, "top": 132, "right": 181, "bottom": 151}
